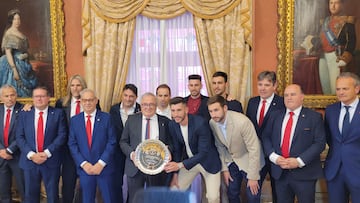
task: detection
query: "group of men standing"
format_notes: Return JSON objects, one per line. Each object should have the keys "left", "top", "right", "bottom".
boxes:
{"left": 0, "top": 70, "right": 359, "bottom": 203}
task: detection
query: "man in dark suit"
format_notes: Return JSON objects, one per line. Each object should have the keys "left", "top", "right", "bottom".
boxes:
{"left": 0, "top": 85, "right": 25, "bottom": 203}
{"left": 262, "top": 84, "right": 326, "bottom": 203}
{"left": 246, "top": 71, "right": 285, "bottom": 202}
{"left": 68, "top": 89, "right": 116, "bottom": 203}
{"left": 55, "top": 74, "right": 100, "bottom": 203}
{"left": 120, "top": 92, "right": 172, "bottom": 203}
{"left": 109, "top": 84, "right": 140, "bottom": 203}
{"left": 164, "top": 97, "right": 221, "bottom": 203}
{"left": 184, "top": 74, "right": 210, "bottom": 121}
{"left": 324, "top": 72, "right": 360, "bottom": 203}
{"left": 212, "top": 71, "right": 243, "bottom": 113}
{"left": 16, "top": 86, "right": 67, "bottom": 203}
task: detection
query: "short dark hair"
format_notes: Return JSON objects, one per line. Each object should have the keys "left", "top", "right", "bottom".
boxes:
{"left": 212, "top": 71, "right": 228, "bottom": 82}
{"left": 207, "top": 95, "right": 227, "bottom": 107}
{"left": 257, "top": 71, "right": 277, "bottom": 85}
{"left": 123, "top": 84, "right": 138, "bottom": 96}
{"left": 33, "top": 86, "right": 50, "bottom": 96}
{"left": 188, "top": 74, "right": 202, "bottom": 81}
{"left": 156, "top": 84, "right": 171, "bottom": 96}
{"left": 170, "top": 96, "right": 186, "bottom": 106}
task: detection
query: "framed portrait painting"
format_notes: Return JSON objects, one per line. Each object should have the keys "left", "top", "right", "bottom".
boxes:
{"left": 277, "top": 0, "right": 360, "bottom": 108}
{"left": 0, "top": 0, "right": 66, "bottom": 102}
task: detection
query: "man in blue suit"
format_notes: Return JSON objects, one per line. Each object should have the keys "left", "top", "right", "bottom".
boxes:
{"left": 262, "top": 84, "right": 326, "bottom": 203}
{"left": 246, "top": 71, "right": 285, "bottom": 202}
{"left": 68, "top": 89, "right": 116, "bottom": 203}
{"left": 16, "top": 86, "right": 67, "bottom": 203}
{"left": 164, "top": 97, "right": 221, "bottom": 203}
{"left": 0, "top": 85, "right": 25, "bottom": 203}
{"left": 120, "top": 92, "right": 172, "bottom": 203}
{"left": 324, "top": 72, "right": 360, "bottom": 203}
{"left": 109, "top": 84, "right": 140, "bottom": 203}
{"left": 55, "top": 74, "right": 100, "bottom": 203}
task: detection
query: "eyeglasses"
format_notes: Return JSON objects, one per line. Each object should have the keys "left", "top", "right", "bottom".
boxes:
{"left": 141, "top": 103, "right": 156, "bottom": 108}
{"left": 33, "top": 95, "right": 48, "bottom": 99}
{"left": 81, "top": 98, "right": 96, "bottom": 103}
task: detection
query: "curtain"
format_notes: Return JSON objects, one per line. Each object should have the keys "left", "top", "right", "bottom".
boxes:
{"left": 127, "top": 12, "right": 208, "bottom": 98}
{"left": 82, "top": 0, "right": 251, "bottom": 111}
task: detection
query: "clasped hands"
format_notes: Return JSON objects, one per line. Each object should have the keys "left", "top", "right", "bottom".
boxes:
{"left": 30, "top": 152, "right": 48, "bottom": 165}
{"left": 82, "top": 162, "right": 104, "bottom": 175}
{"left": 276, "top": 156, "right": 299, "bottom": 169}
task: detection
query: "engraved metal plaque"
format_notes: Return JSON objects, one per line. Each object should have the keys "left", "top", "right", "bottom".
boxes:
{"left": 135, "top": 139, "right": 171, "bottom": 175}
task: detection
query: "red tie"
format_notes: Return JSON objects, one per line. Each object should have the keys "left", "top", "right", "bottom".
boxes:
{"left": 37, "top": 112, "right": 44, "bottom": 152}
{"left": 75, "top": 100, "right": 81, "bottom": 115}
{"left": 281, "top": 112, "right": 294, "bottom": 158}
{"left": 258, "top": 100, "right": 266, "bottom": 127}
{"left": 145, "top": 118, "right": 150, "bottom": 139}
{"left": 3, "top": 109, "right": 11, "bottom": 147}
{"left": 86, "top": 115, "right": 92, "bottom": 148}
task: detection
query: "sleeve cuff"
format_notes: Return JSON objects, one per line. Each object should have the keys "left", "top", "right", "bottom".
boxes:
{"left": 27, "top": 151, "right": 36, "bottom": 160}
{"left": 296, "top": 157, "right": 305, "bottom": 168}
{"left": 44, "top": 149, "right": 52, "bottom": 158}
{"left": 6, "top": 148, "right": 13, "bottom": 154}
{"left": 269, "top": 152, "right": 280, "bottom": 164}
{"left": 80, "top": 161, "right": 88, "bottom": 168}
{"left": 98, "top": 160, "right": 106, "bottom": 167}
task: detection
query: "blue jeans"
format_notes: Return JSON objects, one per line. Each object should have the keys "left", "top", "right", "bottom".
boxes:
{"left": 227, "top": 162, "right": 261, "bottom": 203}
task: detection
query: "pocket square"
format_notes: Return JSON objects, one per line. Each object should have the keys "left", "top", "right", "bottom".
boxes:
{"left": 304, "top": 128, "right": 311, "bottom": 131}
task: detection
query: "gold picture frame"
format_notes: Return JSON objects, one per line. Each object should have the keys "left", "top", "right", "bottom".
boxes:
{"left": 0, "top": 0, "right": 67, "bottom": 104}
{"left": 276, "top": 0, "right": 360, "bottom": 108}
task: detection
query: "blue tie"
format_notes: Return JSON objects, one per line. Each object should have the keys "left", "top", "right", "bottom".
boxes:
{"left": 342, "top": 106, "right": 351, "bottom": 137}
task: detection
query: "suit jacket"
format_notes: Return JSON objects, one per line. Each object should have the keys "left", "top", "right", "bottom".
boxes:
{"left": 184, "top": 95, "right": 210, "bottom": 121}
{"left": 68, "top": 111, "right": 116, "bottom": 176}
{"left": 109, "top": 102, "right": 141, "bottom": 144}
{"left": 16, "top": 107, "right": 67, "bottom": 169}
{"left": 227, "top": 100, "right": 243, "bottom": 113}
{"left": 209, "top": 110, "right": 264, "bottom": 180}
{"left": 0, "top": 102, "right": 23, "bottom": 165}
{"left": 120, "top": 113, "right": 171, "bottom": 177}
{"left": 324, "top": 101, "right": 360, "bottom": 185}
{"left": 169, "top": 114, "right": 221, "bottom": 174}
{"left": 262, "top": 107, "right": 326, "bottom": 180}
{"left": 246, "top": 94, "right": 285, "bottom": 139}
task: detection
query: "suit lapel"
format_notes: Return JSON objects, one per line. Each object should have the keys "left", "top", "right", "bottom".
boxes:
{"left": 224, "top": 112, "right": 233, "bottom": 148}
{"left": 291, "top": 109, "right": 306, "bottom": 147}
{"left": 92, "top": 112, "right": 102, "bottom": 147}
{"left": 346, "top": 102, "right": 360, "bottom": 139}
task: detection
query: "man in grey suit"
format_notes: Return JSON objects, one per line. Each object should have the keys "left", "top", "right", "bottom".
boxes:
{"left": 207, "top": 95, "right": 264, "bottom": 203}
{"left": 120, "top": 92, "right": 172, "bottom": 203}
{"left": 0, "top": 85, "right": 25, "bottom": 203}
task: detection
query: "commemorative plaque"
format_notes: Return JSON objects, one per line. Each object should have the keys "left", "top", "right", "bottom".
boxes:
{"left": 134, "top": 139, "right": 171, "bottom": 175}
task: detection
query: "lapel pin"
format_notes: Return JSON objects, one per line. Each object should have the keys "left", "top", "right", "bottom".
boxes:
{"left": 97, "top": 118, "right": 100, "bottom": 122}
{"left": 302, "top": 114, "right": 305, "bottom": 118}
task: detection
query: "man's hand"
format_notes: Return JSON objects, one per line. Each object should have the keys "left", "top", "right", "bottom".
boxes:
{"left": 130, "top": 151, "right": 138, "bottom": 167}
{"left": 92, "top": 162, "right": 104, "bottom": 175}
{"left": 169, "top": 173, "right": 179, "bottom": 189}
{"left": 0, "top": 149, "right": 13, "bottom": 160}
{"left": 284, "top": 158, "right": 299, "bottom": 169}
{"left": 22, "top": 103, "right": 33, "bottom": 111}
{"left": 247, "top": 179, "right": 260, "bottom": 195}
{"left": 222, "top": 171, "right": 234, "bottom": 186}
{"left": 276, "top": 156, "right": 299, "bottom": 169}
{"left": 31, "top": 153, "right": 47, "bottom": 165}
{"left": 164, "top": 162, "right": 181, "bottom": 173}
{"left": 82, "top": 162, "right": 94, "bottom": 175}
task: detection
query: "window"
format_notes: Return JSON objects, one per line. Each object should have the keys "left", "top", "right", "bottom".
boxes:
{"left": 127, "top": 12, "right": 208, "bottom": 97}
